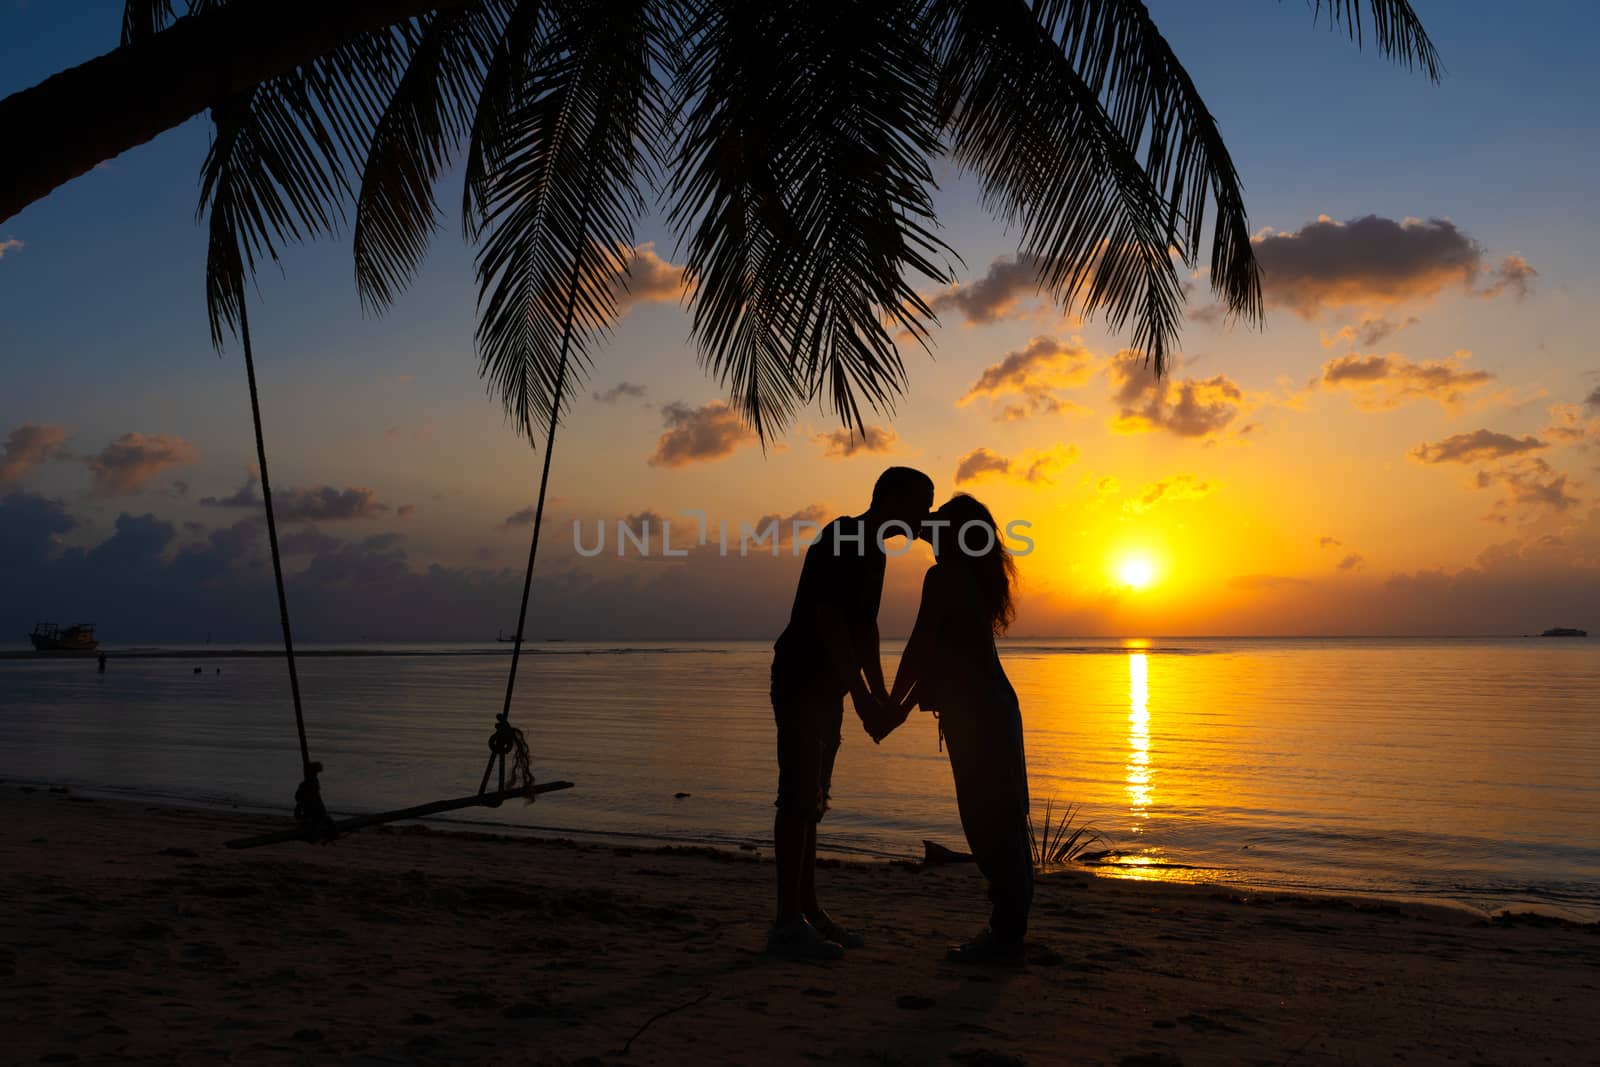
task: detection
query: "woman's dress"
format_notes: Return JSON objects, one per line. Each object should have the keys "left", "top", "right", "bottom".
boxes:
{"left": 919, "top": 566, "right": 1034, "bottom": 943}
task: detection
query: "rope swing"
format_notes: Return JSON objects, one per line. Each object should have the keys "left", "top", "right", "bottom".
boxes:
{"left": 224, "top": 290, "right": 577, "bottom": 851}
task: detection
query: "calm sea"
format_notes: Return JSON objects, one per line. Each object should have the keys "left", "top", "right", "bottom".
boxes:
{"left": 2, "top": 637, "right": 1596, "bottom": 920}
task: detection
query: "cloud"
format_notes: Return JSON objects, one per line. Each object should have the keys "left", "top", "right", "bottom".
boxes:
{"left": 84, "top": 432, "right": 198, "bottom": 496}
{"left": 1371, "top": 528, "right": 1600, "bottom": 633}
{"left": 0, "top": 237, "right": 22, "bottom": 259}
{"left": 1336, "top": 553, "right": 1365, "bottom": 571}
{"left": 1123, "top": 474, "right": 1213, "bottom": 515}
{"left": 954, "top": 444, "right": 1076, "bottom": 486}
{"left": 1109, "top": 353, "right": 1249, "bottom": 439}
{"left": 1410, "top": 429, "right": 1547, "bottom": 465}
{"left": 648, "top": 401, "right": 756, "bottom": 468}
{"left": 593, "top": 381, "right": 648, "bottom": 404}
{"left": 200, "top": 471, "right": 260, "bottom": 508}
{"left": 814, "top": 425, "right": 897, "bottom": 458}
{"left": 0, "top": 491, "right": 908, "bottom": 643}
{"left": 0, "top": 424, "right": 68, "bottom": 484}
{"left": 279, "top": 526, "right": 342, "bottom": 556}
{"left": 397, "top": 504, "right": 416, "bottom": 519}
{"left": 1317, "top": 349, "right": 1496, "bottom": 412}
{"left": 273, "top": 486, "right": 388, "bottom": 522}
{"left": 750, "top": 505, "right": 832, "bottom": 550}
{"left": 1318, "top": 536, "right": 1342, "bottom": 548}
{"left": 958, "top": 336, "right": 1096, "bottom": 419}
{"left": 499, "top": 505, "right": 538, "bottom": 531}
{"left": 928, "top": 254, "right": 1054, "bottom": 326}
{"left": 1319, "top": 316, "right": 1419, "bottom": 349}
{"left": 1587, "top": 386, "right": 1600, "bottom": 412}
{"left": 612, "top": 242, "right": 692, "bottom": 313}
{"left": 1476, "top": 255, "right": 1538, "bottom": 301}
{"left": 1228, "top": 574, "right": 1311, "bottom": 591}
{"left": 1544, "top": 402, "right": 1600, "bottom": 446}
{"left": 614, "top": 509, "right": 666, "bottom": 539}
{"left": 0, "top": 490, "right": 78, "bottom": 566}
{"left": 1252, "top": 215, "right": 1531, "bottom": 317}
{"left": 954, "top": 448, "right": 1009, "bottom": 483}
{"left": 1476, "top": 458, "right": 1579, "bottom": 522}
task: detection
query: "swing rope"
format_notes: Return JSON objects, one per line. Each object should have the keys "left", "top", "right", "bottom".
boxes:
{"left": 480, "top": 193, "right": 592, "bottom": 804}
{"left": 227, "top": 175, "right": 594, "bottom": 847}
{"left": 238, "top": 299, "right": 334, "bottom": 841}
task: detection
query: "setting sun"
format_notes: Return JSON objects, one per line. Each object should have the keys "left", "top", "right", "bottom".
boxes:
{"left": 1118, "top": 556, "right": 1158, "bottom": 590}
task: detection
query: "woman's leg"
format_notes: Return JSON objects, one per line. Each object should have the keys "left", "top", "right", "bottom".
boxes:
{"left": 944, "top": 699, "right": 1033, "bottom": 944}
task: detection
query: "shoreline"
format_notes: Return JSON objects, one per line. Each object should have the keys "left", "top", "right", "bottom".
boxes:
{"left": 5, "top": 787, "right": 1598, "bottom": 1065}
{"left": 13, "top": 776, "right": 1595, "bottom": 925}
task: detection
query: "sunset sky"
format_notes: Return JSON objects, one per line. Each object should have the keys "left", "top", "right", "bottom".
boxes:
{"left": 3, "top": 0, "right": 1598, "bottom": 641}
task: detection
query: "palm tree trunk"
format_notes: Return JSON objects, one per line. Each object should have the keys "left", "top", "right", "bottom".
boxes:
{"left": 0, "top": 0, "right": 463, "bottom": 223}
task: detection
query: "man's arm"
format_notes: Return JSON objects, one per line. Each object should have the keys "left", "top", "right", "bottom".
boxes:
{"left": 857, "top": 617, "right": 889, "bottom": 704}
{"left": 817, "top": 602, "right": 881, "bottom": 732}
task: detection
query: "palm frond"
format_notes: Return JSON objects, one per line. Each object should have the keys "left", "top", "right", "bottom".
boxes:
{"left": 1028, "top": 798, "right": 1107, "bottom": 868}
{"left": 670, "top": 0, "right": 956, "bottom": 439}
{"left": 461, "top": 0, "right": 550, "bottom": 242}
{"left": 120, "top": 0, "right": 179, "bottom": 45}
{"left": 199, "top": 29, "right": 411, "bottom": 347}
{"left": 936, "top": 1, "right": 1263, "bottom": 374}
{"left": 1306, "top": 0, "right": 1442, "bottom": 79}
{"left": 470, "top": 0, "right": 665, "bottom": 440}
{"left": 353, "top": 1, "right": 511, "bottom": 310}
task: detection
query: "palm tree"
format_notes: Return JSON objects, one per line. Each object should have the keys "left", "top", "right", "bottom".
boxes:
{"left": 89, "top": 0, "right": 1438, "bottom": 440}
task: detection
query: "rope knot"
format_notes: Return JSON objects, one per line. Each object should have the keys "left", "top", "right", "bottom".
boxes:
{"left": 293, "top": 761, "right": 337, "bottom": 843}
{"left": 483, "top": 712, "right": 534, "bottom": 803}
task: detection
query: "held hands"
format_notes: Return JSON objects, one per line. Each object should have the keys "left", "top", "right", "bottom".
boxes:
{"left": 854, "top": 686, "right": 913, "bottom": 744}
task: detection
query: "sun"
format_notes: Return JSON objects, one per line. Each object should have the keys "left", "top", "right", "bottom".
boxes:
{"left": 1118, "top": 556, "right": 1158, "bottom": 590}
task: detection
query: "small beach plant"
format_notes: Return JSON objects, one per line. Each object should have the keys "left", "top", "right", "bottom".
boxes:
{"left": 1028, "top": 798, "right": 1106, "bottom": 869}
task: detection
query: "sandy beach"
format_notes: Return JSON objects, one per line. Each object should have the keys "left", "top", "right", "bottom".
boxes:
{"left": 4, "top": 786, "right": 1597, "bottom": 1066}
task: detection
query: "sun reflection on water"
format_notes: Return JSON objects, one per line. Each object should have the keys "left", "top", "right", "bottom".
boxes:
{"left": 1126, "top": 652, "right": 1151, "bottom": 828}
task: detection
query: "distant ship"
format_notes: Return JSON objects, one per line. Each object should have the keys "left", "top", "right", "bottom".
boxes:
{"left": 1539, "top": 627, "right": 1587, "bottom": 638}
{"left": 30, "top": 621, "right": 98, "bottom": 652}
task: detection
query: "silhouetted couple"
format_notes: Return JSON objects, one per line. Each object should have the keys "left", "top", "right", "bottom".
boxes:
{"left": 769, "top": 467, "right": 1032, "bottom": 965}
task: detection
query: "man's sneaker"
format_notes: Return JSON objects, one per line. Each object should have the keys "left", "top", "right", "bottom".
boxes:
{"left": 767, "top": 917, "right": 844, "bottom": 960}
{"left": 945, "top": 928, "right": 1024, "bottom": 967}
{"left": 807, "top": 912, "right": 865, "bottom": 949}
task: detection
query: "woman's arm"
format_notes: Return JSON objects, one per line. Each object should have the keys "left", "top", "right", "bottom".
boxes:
{"left": 888, "top": 566, "right": 949, "bottom": 714}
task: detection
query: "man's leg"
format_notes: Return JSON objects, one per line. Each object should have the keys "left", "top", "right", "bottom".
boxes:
{"left": 769, "top": 691, "right": 844, "bottom": 959}
{"left": 773, "top": 684, "right": 815, "bottom": 924}
{"left": 774, "top": 809, "right": 809, "bottom": 923}
{"left": 799, "top": 704, "right": 865, "bottom": 947}
{"left": 799, "top": 821, "right": 819, "bottom": 914}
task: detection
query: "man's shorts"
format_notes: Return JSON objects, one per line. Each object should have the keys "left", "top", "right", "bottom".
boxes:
{"left": 772, "top": 675, "right": 844, "bottom": 824}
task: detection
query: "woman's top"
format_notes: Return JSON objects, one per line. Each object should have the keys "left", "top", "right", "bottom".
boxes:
{"left": 917, "top": 563, "right": 1016, "bottom": 717}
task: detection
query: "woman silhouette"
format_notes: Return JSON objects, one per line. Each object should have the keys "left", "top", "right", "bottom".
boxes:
{"left": 882, "top": 494, "right": 1032, "bottom": 964}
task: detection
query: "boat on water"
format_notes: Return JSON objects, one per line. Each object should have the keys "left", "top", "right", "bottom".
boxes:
{"left": 30, "top": 621, "right": 98, "bottom": 652}
{"left": 1538, "top": 627, "right": 1588, "bottom": 638}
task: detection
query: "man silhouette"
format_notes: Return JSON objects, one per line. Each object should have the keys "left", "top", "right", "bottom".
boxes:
{"left": 767, "top": 466, "right": 935, "bottom": 959}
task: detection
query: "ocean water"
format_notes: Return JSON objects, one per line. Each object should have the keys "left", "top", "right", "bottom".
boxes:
{"left": 2, "top": 637, "right": 1596, "bottom": 920}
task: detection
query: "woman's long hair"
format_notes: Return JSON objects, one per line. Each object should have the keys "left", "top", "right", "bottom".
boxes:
{"left": 934, "top": 493, "right": 1017, "bottom": 635}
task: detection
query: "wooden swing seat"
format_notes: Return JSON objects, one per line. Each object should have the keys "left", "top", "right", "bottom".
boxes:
{"left": 224, "top": 780, "right": 575, "bottom": 849}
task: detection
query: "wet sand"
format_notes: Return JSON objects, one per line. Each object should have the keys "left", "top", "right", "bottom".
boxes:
{"left": 4, "top": 787, "right": 1597, "bottom": 1065}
